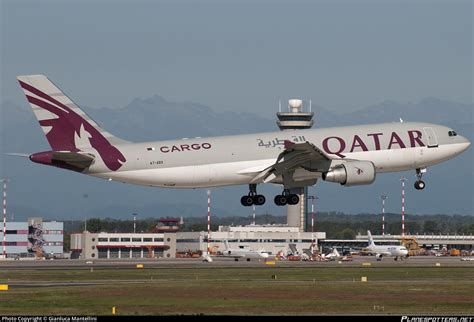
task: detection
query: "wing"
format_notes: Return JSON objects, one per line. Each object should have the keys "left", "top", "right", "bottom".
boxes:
{"left": 250, "top": 141, "right": 335, "bottom": 188}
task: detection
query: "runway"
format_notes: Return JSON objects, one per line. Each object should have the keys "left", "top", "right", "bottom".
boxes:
{"left": 0, "top": 255, "right": 471, "bottom": 270}
{"left": 2, "top": 256, "right": 472, "bottom": 315}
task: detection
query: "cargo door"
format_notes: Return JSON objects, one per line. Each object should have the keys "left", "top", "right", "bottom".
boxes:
{"left": 423, "top": 127, "right": 438, "bottom": 148}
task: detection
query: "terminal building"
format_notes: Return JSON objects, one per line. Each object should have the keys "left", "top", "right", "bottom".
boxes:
{"left": 70, "top": 218, "right": 180, "bottom": 259}
{"left": 0, "top": 218, "right": 63, "bottom": 258}
{"left": 70, "top": 232, "right": 176, "bottom": 259}
{"left": 177, "top": 225, "right": 325, "bottom": 256}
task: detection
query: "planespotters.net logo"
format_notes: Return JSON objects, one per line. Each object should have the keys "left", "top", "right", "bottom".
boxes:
{"left": 401, "top": 317, "right": 473, "bottom": 322}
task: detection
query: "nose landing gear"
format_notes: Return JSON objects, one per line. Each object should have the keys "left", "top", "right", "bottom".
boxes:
{"left": 414, "top": 168, "right": 426, "bottom": 190}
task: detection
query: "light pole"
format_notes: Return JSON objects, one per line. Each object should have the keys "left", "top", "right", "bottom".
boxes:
{"left": 83, "top": 194, "right": 88, "bottom": 232}
{"left": 207, "top": 190, "right": 211, "bottom": 255}
{"left": 1, "top": 178, "right": 8, "bottom": 258}
{"left": 132, "top": 213, "right": 138, "bottom": 234}
{"left": 252, "top": 204, "right": 256, "bottom": 226}
{"left": 381, "top": 194, "right": 388, "bottom": 236}
{"left": 400, "top": 177, "right": 407, "bottom": 238}
{"left": 307, "top": 195, "right": 318, "bottom": 252}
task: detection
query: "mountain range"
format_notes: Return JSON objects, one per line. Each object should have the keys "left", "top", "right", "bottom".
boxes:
{"left": 0, "top": 96, "right": 472, "bottom": 221}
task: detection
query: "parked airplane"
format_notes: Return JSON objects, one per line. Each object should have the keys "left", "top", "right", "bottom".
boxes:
{"left": 317, "top": 248, "right": 352, "bottom": 262}
{"left": 321, "top": 248, "right": 342, "bottom": 261}
{"left": 217, "top": 240, "right": 269, "bottom": 261}
{"left": 16, "top": 75, "right": 471, "bottom": 206}
{"left": 366, "top": 231, "right": 409, "bottom": 261}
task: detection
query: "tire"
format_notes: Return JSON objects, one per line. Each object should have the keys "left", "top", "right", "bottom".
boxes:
{"left": 414, "top": 180, "right": 426, "bottom": 190}
{"left": 253, "top": 195, "right": 266, "bottom": 206}
{"left": 241, "top": 195, "right": 254, "bottom": 206}
{"left": 288, "top": 194, "right": 300, "bottom": 205}
{"left": 274, "top": 195, "right": 287, "bottom": 206}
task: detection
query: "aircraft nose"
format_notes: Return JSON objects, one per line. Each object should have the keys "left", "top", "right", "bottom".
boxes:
{"left": 458, "top": 136, "right": 471, "bottom": 153}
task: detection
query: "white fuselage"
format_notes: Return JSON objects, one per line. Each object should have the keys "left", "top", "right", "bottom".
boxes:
{"left": 17, "top": 75, "right": 471, "bottom": 192}
{"left": 88, "top": 122, "right": 470, "bottom": 189}
{"left": 368, "top": 244, "right": 409, "bottom": 258}
{"left": 221, "top": 248, "right": 269, "bottom": 259}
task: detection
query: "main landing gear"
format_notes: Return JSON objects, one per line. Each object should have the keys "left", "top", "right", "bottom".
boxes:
{"left": 240, "top": 184, "right": 266, "bottom": 206}
{"left": 240, "top": 185, "right": 301, "bottom": 207}
{"left": 274, "top": 190, "right": 300, "bottom": 206}
{"left": 414, "top": 168, "right": 426, "bottom": 190}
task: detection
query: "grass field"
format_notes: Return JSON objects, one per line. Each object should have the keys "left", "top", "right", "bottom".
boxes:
{"left": 1, "top": 266, "right": 473, "bottom": 315}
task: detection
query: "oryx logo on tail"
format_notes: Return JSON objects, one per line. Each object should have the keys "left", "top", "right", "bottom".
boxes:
{"left": 17, "top": 75, "right": 126, "bottom": 171}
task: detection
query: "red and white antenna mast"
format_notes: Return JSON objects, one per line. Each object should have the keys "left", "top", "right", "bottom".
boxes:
{"left": 207, "top": 190, "right": 211, "bottom": 255}
{"left": 307, "top": 195, "right": 318, "bottom": 251}
{"left": 2, "top": 178, "right": 8, "bottom": 258}
{"left": 400, "top": 177, "right": 407, "bottom": 238}
{"left": 381, "top": 194, "right": 387, "bottom": 236}
{"left": 252, "top": 204, "right": 256, "bottom": 226}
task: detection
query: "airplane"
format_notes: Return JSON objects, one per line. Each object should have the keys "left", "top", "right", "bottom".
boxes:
{"left": 365, "top": 230, "right": 409, "bottom": 261}
{"left": 15, "top": 75, "right": 471, "bottom": 206}
{"left": 317, "top": 248, "right": 352, "bottom": 262}
{"left": 216, "top": 240, "right": 269, "bottom": 261}
{"left": 320, "top": 248, "right": 342, "bottom": 261}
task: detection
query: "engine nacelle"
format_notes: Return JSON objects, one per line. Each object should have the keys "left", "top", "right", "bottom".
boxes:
{"left": 322, "top": 161, "right": 376, "bottom": 186}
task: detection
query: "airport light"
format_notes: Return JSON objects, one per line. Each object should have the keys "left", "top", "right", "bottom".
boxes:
{"left": 381, "top": 194, "right": 388, "bottom": 236}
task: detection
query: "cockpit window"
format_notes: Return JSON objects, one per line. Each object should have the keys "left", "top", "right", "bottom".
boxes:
{"left": 448, "top": 131, "right": 458, "bottom": 137}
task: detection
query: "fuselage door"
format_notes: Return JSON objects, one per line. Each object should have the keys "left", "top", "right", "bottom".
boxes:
{"left": 423, "top": 127, "right": 438, "bottom": 148}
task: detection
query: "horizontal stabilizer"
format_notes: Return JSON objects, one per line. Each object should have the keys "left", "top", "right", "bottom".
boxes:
{"left": 30, "top": 150, "right": 95, "bottom": 172}
{"left": 52, "top": 151, "right": 95, "bottom": 170}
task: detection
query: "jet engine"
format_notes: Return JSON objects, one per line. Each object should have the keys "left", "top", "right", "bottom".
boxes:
{"left": 322, "top": 161, "right": 376, "bottom": 186}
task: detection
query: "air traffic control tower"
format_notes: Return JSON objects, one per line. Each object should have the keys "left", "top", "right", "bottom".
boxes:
{"left": 277, "top": 99, "right": 314, "bottom": 232}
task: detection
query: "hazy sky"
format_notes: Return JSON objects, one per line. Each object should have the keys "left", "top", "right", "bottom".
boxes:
{"left": 1, "top": 0, "right": 472, "bottom": 117}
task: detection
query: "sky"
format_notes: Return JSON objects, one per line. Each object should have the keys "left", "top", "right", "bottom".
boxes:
{"left": 0, "top": 0, "right": 472, "bottom": 220}
{"left": 1, "top": 0, "right": 472, "bottom": 118}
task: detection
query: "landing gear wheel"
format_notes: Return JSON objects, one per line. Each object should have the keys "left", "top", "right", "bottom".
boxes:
{"left": 241, "top": 184, "right": 266, "bottom": 206}
{"left": 414, "top": 180, "right": 425, "bottom": 190}
{"left": 415, "top": 168, "right": 426, "bottom": 190}
{"left": 274, "top": 195, "right": 287, "bottom": 206}
{"left": 240, "top": 195, "right": 254, "bottom": 207}
{"left": 287, "top": 194, "right": 300, "bottom": 205}
{"left": 253, "top": 195, "right": 266, "bottom": 206}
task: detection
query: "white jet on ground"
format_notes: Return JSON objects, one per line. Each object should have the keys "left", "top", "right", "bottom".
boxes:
{"left": 216, "top": 240, "right": 269, "bottom": 261}
{"left": 366, "top": 231, "right": 409, "bottom": 261}
{"left": 15, "top": 75, "right": 471, "bottom": 206}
